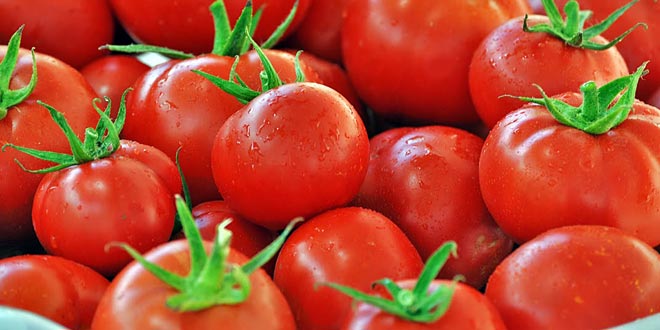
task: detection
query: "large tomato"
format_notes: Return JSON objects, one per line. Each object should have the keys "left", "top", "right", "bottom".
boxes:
{"left": 0, "top": 0, "right": 114, "bottom": 68}
{"left": 0, "top": 33, "right": 99, "bottom": 243}
{"left": 341, "top": 0, "right": 530, "bottom": 125}
{"left": 485, "top": 225, "right": 660, "bottom": 329}
{"left": 479, "top": 91, "right": 660, "bottom": 246}
{"left": 211, "top": 82, "right": 369, "bottom": 229}
{"left": 108, "top": 0, "right": 310, "bottom": 55}
{"left": 353, "top": 126, "right": 513, "bottom": 289}
{"left": 273, "top": 207, "right": 424, "bottom": 330}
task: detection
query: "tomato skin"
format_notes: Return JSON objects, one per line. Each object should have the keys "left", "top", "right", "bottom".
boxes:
{"left": 0, "top": 47, "right": 99, "bottom": 243}
{"left": 479, "top": 93, "right": 660, "bottom": 246}
{"left": 112, "top": 139, "right": 182, "bottom": 195}
{"left": 650, "top": 88, "right": 660, "bottom": 110}
{"left": 469, "top": 15, "right": 629, "bottom": 128}
{"left": 0, "top": 254, "right": 110, "bottom": 330}
{"left": 108, "top": 0, "right": 310, "bottom": 55}
{"left": 353, "top": 126, "right": 513, "bottom": 289}
{"left": 343, "top": 280, "right": 506, "bottom": 330}
{"left": 0, "top": 0, "right": 114, "bottom": 68}
{"left": 485, "top": 225, "right": 660, "bottom": 330}
{"left": 91, "top": 240, "right": 296, "bottom": 330}
{"left": 32, "top": 157, "right": 175, "bottom": 277}
{"left": 273, "top": 207, "right": 424, "bottom": 330}
{"left": 341, "top": 0, "right": 530, "bottom": 125}
{"left": 212, "top": 82, "right": 369, "bottom": 230}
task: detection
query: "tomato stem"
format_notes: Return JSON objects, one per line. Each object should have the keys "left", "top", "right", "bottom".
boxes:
{"left": 524, "top": 0, "right": 646, "bottom": 50}
{"left": 0, "top": 26, "right": 38, "bottom": 120}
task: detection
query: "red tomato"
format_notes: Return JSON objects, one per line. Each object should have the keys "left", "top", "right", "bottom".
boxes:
{"left": 273, "top": 207, "right": 424, "bottom": 330}
{"left": 212, "top": 82, "right": 369, "bottom": 230}
{"left": 650, "top": 87, "right": 660, "bottom": 109}
{"left": 0, "top": 43, "right": 99, "bottom": 243}
{"left": 80, "top": 55, "right": 150, "bottom": 119}
{"left": 112, "top": 139, "right": 182, "bottom": 195}
{"left": 479, "top": 93, "right": 660, "bottom": 246}
{"left": 108, "top": 0, "right": 310, "bottom": 55}
{"left": 0, "top": 254, "right": 109, "bottom": 330}
{"left": 485, "top": 225, "right": 660, "bottom": 329}
{"left": 0, "top": 0, "right": 114, "bottom": 68}
{"left": 469, "top": 15, "right": 629, "bottom": 128}
{"left": 343, "top": 280, "right": 506, "bottom": 330}
{"left": 552, "top": 0, "right": 660, "bottom": 100}
{"left": 341, "top": 0, "right": 530, "bottom": 125}
{"left": 92, "top": 240, "right": 295, "bottom": 330}
{"left": 353, "top": 126, "right": 513, "bottom": 289}
{"left": 32, "top": 157, "right": 175, "bottom": 276}
{"left": 121, "top": 49, "right": 320, "bottom": 206}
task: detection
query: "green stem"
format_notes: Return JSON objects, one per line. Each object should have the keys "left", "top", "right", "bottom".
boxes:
{"left": 0, "top": 26, "right": 38, "bottom": 120}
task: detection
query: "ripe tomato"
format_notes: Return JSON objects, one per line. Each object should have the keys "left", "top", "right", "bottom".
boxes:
{"left": 0, "top": 0, "right": 114, "bottom": 68}
{"left": 479, "top": 92, "right": 660, "bottom": 246}
{"left": 353, "top": 126, "right": 513, "bottom": 289}
{"left": 650, "top": 87, "right": 660, "bottom": 109}
{"left": 0, "top": 36, "right": 99, "bottom": 243}
{"left": 341, "top": 0, "right": 530, "bottom": 125}
{"left": 212, "top": 82, "right": 369, "bottom": 229}
{"left": 273, "top": 207, "right": 424, "bottom": 330}
{"left": 92, "top": 239, "right": 295, "bottom": 330}
{"left": 108, "top": 0, "right": 310, "bottom": 55}
{"left": 0, "top": 254, "right": 109, "bottom": 330}
{"left": 485, "top": 225, "right": 660, "bottom": 329}
{"left": 469, "top": 15, "right": 629, "bottom": 128}
{"left": 32, "top": 157, "right": 175, "bottom": 276}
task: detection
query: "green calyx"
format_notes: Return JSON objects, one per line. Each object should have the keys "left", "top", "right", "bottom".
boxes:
{"left": 1, "top": 89, "right": 130, "bottom": 173}
{"left": 103, "top": 0, "right": 298, "bottom": 58}
{"left": 119, "top": 195, "right": 301, "bottom": 312}
{"left": 0, "top": 26, "right": 38, "bottom": 120}
{"left": 322, "top": 241, "right": 460, "bottom": 323}
{"left": 516, "top": 61, "right": 648, "bottom": 135}
{"left": 525, "top": 0, "right": 646, "bottom": 50}
{"left": 193, "top": 34, "right": 306, "bottom": 104}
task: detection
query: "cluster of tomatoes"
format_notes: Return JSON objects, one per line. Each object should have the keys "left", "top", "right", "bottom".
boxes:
{"left": 1, "top": 0, "right": 660, "bottom": 329}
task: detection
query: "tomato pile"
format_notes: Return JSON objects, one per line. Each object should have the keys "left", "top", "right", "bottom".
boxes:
{"left": 1, "top": 0, "right": 659, "bottom": 329}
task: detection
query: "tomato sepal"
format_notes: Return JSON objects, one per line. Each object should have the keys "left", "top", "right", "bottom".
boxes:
{"left": 0, "top": 26, "right": 38, "bottom": 120}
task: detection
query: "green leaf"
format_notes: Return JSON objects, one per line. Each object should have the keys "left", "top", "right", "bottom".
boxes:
{"left": 0, "top": 26, "right": 38, "bottom": 120}
{"left": 101, "top": 44, "right": 194, "bottom": 59}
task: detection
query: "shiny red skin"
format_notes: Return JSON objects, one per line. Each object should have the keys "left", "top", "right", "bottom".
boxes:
{"left": 485, "top": 225, "right": 660, "bottom": 330}
{"left": 172, "top": 200, "right": 277, "bottom": 274}
{"left": 112, "top": 139, "right": 182, "bottom": 195}
{"left": 80, "top": 55, "right": 150, "bottom": 118}
{"left": 343, "top": 280, "right": 506, "bottom": 330}
{"left": 212, "top": 82, "right": 370, "bottom": 230}
{"left": 479, "top": 93, "right": 660, "bottom": 246}
{"left": 108, "top": 0, "right": 310, "bottom": 55}
{"left": 353, "top": 126, "right": 513, "bottom": 289}
{"left": 0, "top": 47, "right": 99, "bottom": 243}
{"left": 0, "top": 254, "right": 110, "bottom": 330}
{"left": 273, "top": 207, "right": 424, "bottom": 330}
{"left": 341, "top": 0, "right": 530, "bottom": 125}
{"left": 551, "top": 0, "right": 660, "bottom": 100}
{"left": 0, "top": 0, "right": 114, "bottom": 68}
{"left": 121, "top": 49, "right": 319, "bottom": 205}
{"left": 91, "top": 240, "right": 296, "bottom": 330}
{"left": 32, "top": 157, "right": 175, "bottom": 277}
{"left": 469, "top": 15, "right": 630, "bottom": 128}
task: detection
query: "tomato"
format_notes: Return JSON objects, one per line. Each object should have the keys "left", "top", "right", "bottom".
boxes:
{"left": 650, "top": 87, "right": 660, "bottom": 110}
{"left": 551, "top": 0, "right": 660, "bottom": 100}
{"left": 352, "top": 126, "right": 513, "bottom": 289}
{"left": 273, "top": 207, "right": 424, "bottom": 330}
{"left": 108, "top": 0, "right": 310, "bottom": 55}
{"left": 0, "top": 0, "right": 114, "bottom": 68}
{"left": 80, "top": 55, "right": 150, "bottom": 119}
{"left": 91, "top": 239, "right": 295, "bottom": 330}
{"left": 122, "top": 49, "right": 319, "bottom": 206}
{"left": 0, "top": 33, "right": 99, "bottom": 243}
{"left": 469, "top": 15, "right": 629, "bottom": 128}
{"left": 32, "top": 157, "right": 175, "bottom": 277}
{"left": 343, "top": 280, "right": 506, "bottom": 330}
{"left": 0, "top": 254, "right": 109, "bottom": 330}
{"left": 485, "top": 225, "right": 660, "bottom": 329}
{"left": 341, "top": 0, "right": 530, "bottom": 125}
{"left": 479, "top": 92, "right": 660, "bottom": 247}
{"left": 212, "top": 82, "right": 369, "bottom": 229}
